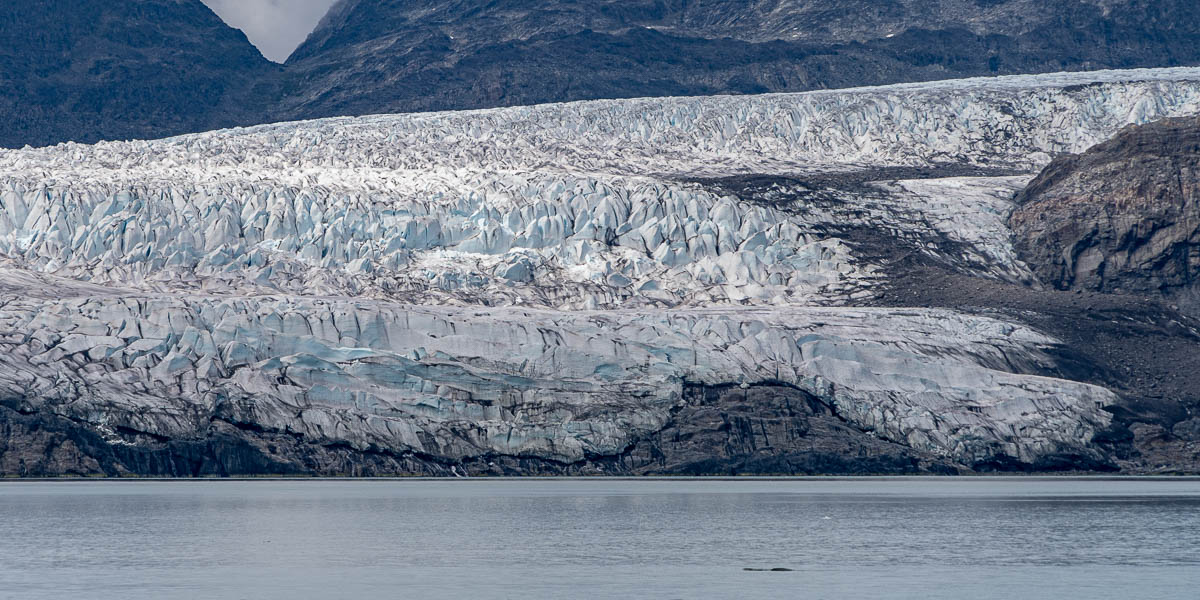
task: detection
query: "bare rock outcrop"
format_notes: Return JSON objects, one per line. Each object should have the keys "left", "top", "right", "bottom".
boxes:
{"left": 1011, "top": 115, "right": 1200, "bottom": 294}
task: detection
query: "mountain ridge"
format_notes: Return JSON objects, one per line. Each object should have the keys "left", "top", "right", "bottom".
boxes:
{"left": 0, "top": 0, "right": 281, "bottom": 149}
{"left": 6, "top": 0, "right": 1200, "bottom": 148}
{"left": 277, "top": 0, "right": 1200, "bottom": 121}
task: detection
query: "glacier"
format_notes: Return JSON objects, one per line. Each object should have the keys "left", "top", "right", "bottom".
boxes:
{"left": 2, "top": 67, "right": 1199, "bottom": 475}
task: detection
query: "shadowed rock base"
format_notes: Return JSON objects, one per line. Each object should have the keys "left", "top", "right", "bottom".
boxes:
{"left": 2, "top": 385, "right": 1012, "bottom": 477}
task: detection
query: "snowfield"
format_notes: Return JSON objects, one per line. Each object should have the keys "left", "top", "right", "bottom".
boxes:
{"left": 2, "top": 67, "right": 1198, "bottom": 472}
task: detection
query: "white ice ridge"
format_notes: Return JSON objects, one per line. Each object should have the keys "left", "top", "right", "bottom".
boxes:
{"left": 0, "top": 293, "right": 1114, "bottom": 465}
{"left": 0, "top": 68, "right": 1198, "bottom": 308}
{"left": 4, "top": 66, "right": 1199, "bottom": 182}
{"left": 0, "top": 68, "right": 1191, "bottom": 467}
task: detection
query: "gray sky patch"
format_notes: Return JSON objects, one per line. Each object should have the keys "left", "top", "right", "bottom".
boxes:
{"left": 202, "top": 0, "right": 339, "bottom": 63}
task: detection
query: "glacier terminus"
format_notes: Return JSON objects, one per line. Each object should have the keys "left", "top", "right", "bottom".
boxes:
{"left": 2, "top": 68, "right": 1200, "bottom": 476}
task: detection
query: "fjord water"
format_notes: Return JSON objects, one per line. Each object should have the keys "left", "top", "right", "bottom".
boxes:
{"left": 1, "top": 478, "right": 1197, "bottom": 599}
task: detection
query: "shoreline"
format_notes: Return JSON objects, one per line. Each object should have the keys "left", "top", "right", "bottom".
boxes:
{"left": 5, "top": 474, "right": 1200, "bottom": 483}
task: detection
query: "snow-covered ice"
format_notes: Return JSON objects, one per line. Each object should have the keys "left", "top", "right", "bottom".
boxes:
{"left": 3, "top": 67, "right": 1197, "bottom": 468}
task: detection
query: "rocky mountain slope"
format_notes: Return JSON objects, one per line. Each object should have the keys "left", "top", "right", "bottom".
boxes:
{"left": 280, "top": 0, "right": 1200, "bottom": 120}
{"left": 0, "top": 0, "right": 280, "bottom": 149}
{"left": 6, "top": 0, "right": 1200, "bottom": 149}
{"left": 2, "top": 68, "right": 1199, "bottom": 476}
{"left": 1011, "top": 115, "right": 1200, "bottom": 296}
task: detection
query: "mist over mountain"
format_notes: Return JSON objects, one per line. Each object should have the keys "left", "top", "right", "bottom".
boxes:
{"left": 202, "top": 0, "right": 338, "bottom": 62}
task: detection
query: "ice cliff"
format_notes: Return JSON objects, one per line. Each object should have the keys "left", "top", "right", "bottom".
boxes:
{"left": 2, "top": 67, "right": 1199, "bottom": 475}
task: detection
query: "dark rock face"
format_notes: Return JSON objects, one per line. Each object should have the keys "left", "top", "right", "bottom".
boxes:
{"left": 4, "top": 4, "right": 1200, "bottom": 479}
{"left": 1003, "top": 115, "right": 1200, "bottom": 471}
{"left": 615, "top": 384, "right": 960, "bottom": 476}
{"left": 0, "top": 0, "right": 280, "bottom": 149}
{"left": 1010, "top": 116, "right": 1200, "bottom": 295}
{"left": 280, "top": 0, "right": 1200, "bottom": 120}
{"left": 0, "top": 385, "right": 970, "bottom": 477}
{"left": 5, "top": 0, "right": 1200, "bottom": 148}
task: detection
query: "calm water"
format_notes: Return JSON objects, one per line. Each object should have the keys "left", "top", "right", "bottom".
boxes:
{"left": 1, "top": 478, "right": 1198, "bottom": 599}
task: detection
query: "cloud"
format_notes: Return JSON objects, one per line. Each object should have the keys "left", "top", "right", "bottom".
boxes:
{"left": 202, "top": 0, "right": 339, "bottom": 63}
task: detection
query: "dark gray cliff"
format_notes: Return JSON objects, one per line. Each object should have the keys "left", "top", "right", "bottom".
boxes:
{"left": 0, "top": 0, "right": 280, "bottom": 149}
{"left": 1010, "top": 116, "right": 1200, "bottom": 295}
{"left": 279, "top": 0, "right": 1200, "bottom": 120}
{"left": 1006, "top": 119, "right": 1200, "bottom": 472}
